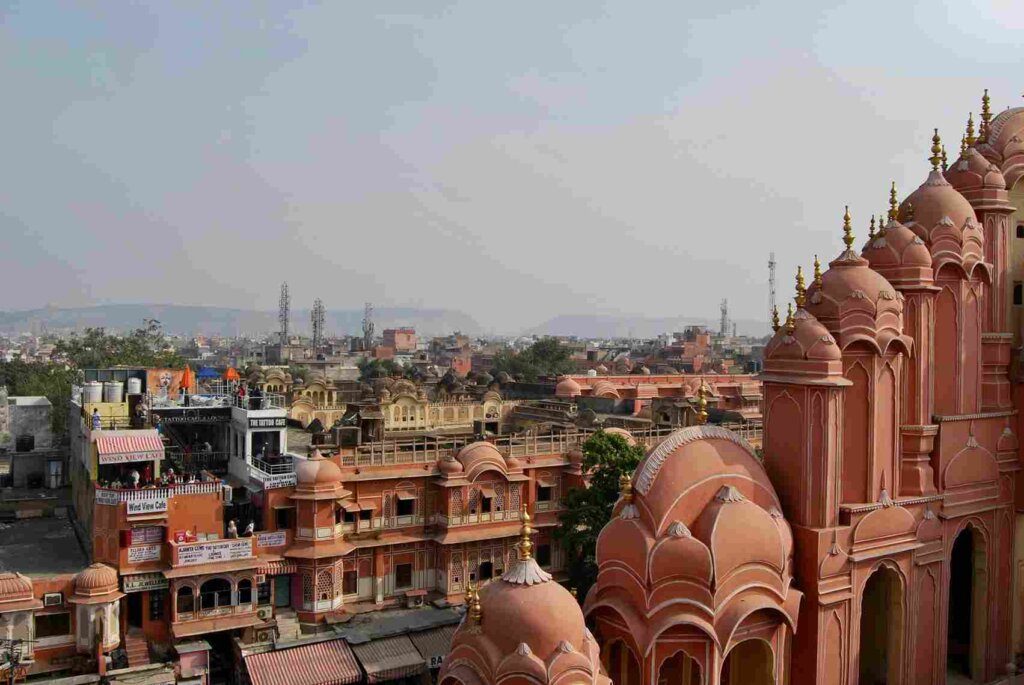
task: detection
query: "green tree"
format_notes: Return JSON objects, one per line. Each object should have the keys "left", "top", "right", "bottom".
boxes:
{"left": 0, "top": 360, "right": 77, "bottom": 437}
{"left": 55, "top": 320, "right": 185, "bottom": 370}
{"left": 492, "top": 337, "right": 575, "bottom": 382}
{"left": 555, "top": 430, "right": 645, "bottom": 602}
{"left": 357, "top": 358, "right": 410, "bottom": 382}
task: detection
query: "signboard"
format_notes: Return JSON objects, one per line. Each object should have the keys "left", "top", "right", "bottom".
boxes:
{"left": 130, "top": 526, "right": 164, "bottom": 545}
{"left": 98, "top": 452, "right": 160, "bottom": 465}
{"left": 123, "top": 572, "right": 169, "bottom": 593}
{"left": 146, "top": 368, "right": 185, "bottom": 400}
{"left": 153, "top": 407, "right": 232, "bottom": 425}
{"left": 127, "top": 498, "right": 168, "bottom": 517}
{"left": 248, "top": 417, "right": 287, "bottom": 429}
{"left": 256, "top": 531, "right": 287, "bottom": 548}
{"left": 127, "top": 544, "right": 162, "bottom": 564}
{"left": 254, "top": 472, "right": 296, "bottom": 489}
{"left": 177, "top": 538, "right": 253, "bottom": 566}
{"left": 429, "top": 655, "right": 445, "bottom": 669}
{"left": 95, "top": 489, "right": 120, "bottom": 506}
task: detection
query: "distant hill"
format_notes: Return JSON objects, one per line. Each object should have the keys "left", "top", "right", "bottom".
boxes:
{"left": 525, "top": 314, "right": 768, "bottom": 339}
{"left": 0, "top": 304, "right": 481, "bottom": 338}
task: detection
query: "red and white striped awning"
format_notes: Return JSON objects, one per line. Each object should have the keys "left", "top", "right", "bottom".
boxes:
{"left": 96, "top": 431, "right": 165, "bottom": 464}
{"left": 245, "top": 639, "right": 361, "bottom": 685}
{"left": 258, "top": 559, "right": 297, "bottom": 576}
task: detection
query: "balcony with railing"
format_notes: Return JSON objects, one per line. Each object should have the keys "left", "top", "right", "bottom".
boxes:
{"left": 248, "top": 454, "right": 298, "bottom": 488}
{"left": 146, "top": 383, "right": 287, "bottom": 411}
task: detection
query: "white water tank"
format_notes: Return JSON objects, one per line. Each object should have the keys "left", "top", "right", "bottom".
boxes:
{"left": 126, "top": 377, "right": 143, "bottom": 395}
{"left": 103, "top": 382, "right": 124, "bottom": 404}
{"left": 83, "top": 382, "right": 103, "bottom": 404}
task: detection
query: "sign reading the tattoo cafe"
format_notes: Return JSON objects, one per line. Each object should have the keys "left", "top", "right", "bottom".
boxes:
{"left": 248, "top": 416, "right": 287, "bottom": 429}
{"left": 176, "top": 538, "right": 253, "bottom": 566}
{"left": 152, "top": 407, "right": 232, "bottom": 425}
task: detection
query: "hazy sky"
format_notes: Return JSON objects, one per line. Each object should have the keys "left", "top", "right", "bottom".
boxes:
{"left": 2, "top": 1, "right": 1023, "bottom": 332}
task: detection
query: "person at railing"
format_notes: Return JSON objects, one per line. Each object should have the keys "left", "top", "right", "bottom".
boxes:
{"left": 236, "top": 382, "right": 246, "bottom": 407}
{"left": 249, "top": 385, "right": 263, "bottom": 410}
{"left": 91, "top": 408, "right": 101, "bottom": 431}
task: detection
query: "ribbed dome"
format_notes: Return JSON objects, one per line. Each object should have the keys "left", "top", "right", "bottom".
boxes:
{"left": 0, "top": 573, "right": 33, "bottom": 602}
{"left": 438, "top": 455, "right": 464, "bottom": 475}
{"left": 764, "top": 308, "right": 841, "bottom": 363}
{"left": 74, "top": 563, "right": 119, "bottom": 597}
{"left": 590, "top": 380, "right": 620, "bottom": 399}
{"left": 296, "top": 448, "right": 343, "bottom": 485}
{"left": 863, "top": 219, "right": 933, "bottom": 286}
{"left": 455, "top": 441, "right": 508, "bottom": 480}
{"left": 476, "top": 575, "right": 589, "bottom": 659}
{"left": 554, "top": 376, "right": 582, "bottom": 398}
{"left": 946, "top": 147, "right": 1006, "bottom": 192}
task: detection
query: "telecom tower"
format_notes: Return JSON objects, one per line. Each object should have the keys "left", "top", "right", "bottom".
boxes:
{"left": 311, "top": 298, "right": 325, "bottom": 351}
{"left": 719, "top": 299, "right": 729, "bottom": 337}
{"left": 768, "top": 252, "right": 777, "bottom": 333}
{"left": 278, "top": 282, "right": 290, "bottom": 344}
{"left": 362, "top": 302, "right": 374, "bottom": 351}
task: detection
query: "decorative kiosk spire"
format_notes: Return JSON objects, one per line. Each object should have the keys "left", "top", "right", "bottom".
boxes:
{"left": 696, "top": 382, "right": 709, "bottom": 425}
{"left": 842, "top": 205, "right": 855, "bottom": 249}
{"left": 868, "top": 215, "right": 876, "bottom": 239}
{"left": 771, "top": 305, "right": 780, "bottom": 332}
{"left": 813, "top": 255, "right": 822, "bottom": 287}
{"left": 795, "top": 266, "right": 806, "bottom": 308}
{"left": 965, "top": 112, "right": 976, "bottom": 146}
{"left": 618, "top": 473, "right": 639, "bottom": 519}
{"left": 501, "top": 507, "right": 553, "bottom": 585}
{"left": 960, "top": 134, "right": 968, "bottom": 155}
{"left": 784, "top": 303, "right": 795, "bottom": 335}
{"left": 941, "top": 144, "right": 948, "bottom": 171}
{"left": 929, "top": 129, "right": 943, "bottom": 171}
{"left": 466, "top": 581, "right": 482, "bottom": 627}
{"left": 888, "top": 183, "right": 899, "bottom": 221}
{"left": 980, "top": 89, "right": 992, "bottom": 142}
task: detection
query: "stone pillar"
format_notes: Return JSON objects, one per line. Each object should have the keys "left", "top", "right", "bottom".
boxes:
{"left": 899, "top": 288, "right": 939, "bottom": 496}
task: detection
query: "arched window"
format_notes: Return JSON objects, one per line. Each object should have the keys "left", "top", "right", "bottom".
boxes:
{"left": 200, "top": 578, "right": 232, "bottom": 610}
{"left": 237, "top": 579, "right": 253, "bottom": 605}
{"left": 177, "top": 586, "right": 194, "bottom": 615}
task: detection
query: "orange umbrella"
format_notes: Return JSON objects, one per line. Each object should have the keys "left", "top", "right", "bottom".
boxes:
{"left": 224, "top": 367, "right": 240, "bottom": 382}
{"left": 180, "top": 365, "right": 194, "bottom": 392}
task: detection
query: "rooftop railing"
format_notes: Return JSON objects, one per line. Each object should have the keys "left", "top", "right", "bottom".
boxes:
{"left": 95, "top": 480, "right": 222, "bottom": 501}
{"left": 146, "top": 387, "right": 286, "bottom": 411}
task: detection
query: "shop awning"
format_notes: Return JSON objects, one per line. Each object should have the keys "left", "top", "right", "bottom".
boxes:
{"left": 96, "top": 431, "right": 165, "bottom": 464}
{"left": 350, "top": 635, "right": 425, "bottom": 684}
{"left": 258, "top": 559, "right": 296, "bottom": 576}
{"left": 340, "top": 501, "right": 361, "bottom": 513}
{"left": 409, "top": 624, "right": 458, "bottom": 669}
{"left": 245, "top": 639, "right": 361, "bottom": 685}
{"left": 535, "top": 475, "right": 557, "bottom": 488}
{"left": 395, "top": 490, "right": 417, "bottom": 501}
{"left": 358, "top": 501, "right": 377, "bottom": 512}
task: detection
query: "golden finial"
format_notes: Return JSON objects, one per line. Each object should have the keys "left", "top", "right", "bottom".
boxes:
{"left": 868, "top": 215, "right": 876, "bottom": 239}
{"left": 784, "top": 302, "right": 795, "bottom": 335}
{"left": 888, "top": 182, "right": 899, "bottom": 221}
{"left": 813, "top": 254, "right": 822, "bottom": 286}
{"left": 941, "top": 144, "right": 948, "bottom": 172}
{"left": 929, "top": 128, "right": 942, "bottom": 171}
{"left": 960, "top": 134, "right": 967, "bottom": 155}
{"left": 771, "top": 305, "right": 780, "bottom": 332}
{"left": 619, "top": 473, "right": 633, "bottom": 502}
{"left": 795, "top": 265, "right": 806, "bottom": 308}
{"left": 467, "top": 581, "right": 482, "bottom": 624}
{"left": 696, "top": 382, "right": 708, "bottom": 425}
{"left": 965, "top": 112, "right": 976, "bottom": 146}
{"left": 842, "top": 205, "right": 854, "bottom": 249}
{"left": 980, "top": 89, "right": 992, "bottom": 142}
{"left": 905, "top": 201, "right": 914, "bottom": 222}
{"left": 518, "top": 506, "right": 534, "bottom": 561}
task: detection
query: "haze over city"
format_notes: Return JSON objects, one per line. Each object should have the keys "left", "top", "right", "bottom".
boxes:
{"left": 4, "top": 1, "right": 1023, "bottom": 333}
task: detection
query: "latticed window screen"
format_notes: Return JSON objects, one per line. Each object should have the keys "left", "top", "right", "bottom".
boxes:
{"left": 316, "top": 568, "right": 333, "bottom": 601}
{"left": 494, "top": 483, "right": 505, "bottom": 510}
{"left": 451, "top": 489, "right": 463, "bottom": 515}
{"left": 468, "top": 488, "right": 480, "bottom": 513}
{"left": 510, "top": 484, "right": 522, "bottom": 512}
{"left": 383, "top": 493, "right": 394, "bottom": 527}
{"left": 451, "top": 552, "right": 463, "bottom": 589}
{"left": 302, "top": 570, "right": 314, "bottom": 604}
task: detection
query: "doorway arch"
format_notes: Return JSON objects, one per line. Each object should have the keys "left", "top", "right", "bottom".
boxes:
{"left": 658, "top": 649, "right": 702, "bottom": 685}
{"left": 858, "top": 565, "right": 904, "bottom": 685}
{"left": 605, "top": 640, "right": 641, "bottom": 685}
{"left": 721, "top": 639, "right": 773, "bottom": 685}
{"left": 947, "top": 524, "right": 988, "bottom": 681}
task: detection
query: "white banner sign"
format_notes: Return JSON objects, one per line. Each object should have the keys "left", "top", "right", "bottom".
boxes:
{"left": 98, "top": 452, "right": 161, "bottom": 465}
{"left": 258, "top": 473, "right": 296, "bottom": 489}
{"left": 130, "top": 526, "right": 164, "bottom": 545}
{"left": 95, "top": 490, "right": 120, "bottom": 506}
{"left": 127, "top": 498, "right": 168, "bottom": 516}
{"left": 256, "top": 531, "right": 287, "bottom": 548}
{"left": 123, "top": 572, "right": 168, "bottom": 593}
{"left": 127, "top": 544, "right": 161, "bottom": 563}
{"left": 177, "top": 538, "right": 253, "bottom": 566}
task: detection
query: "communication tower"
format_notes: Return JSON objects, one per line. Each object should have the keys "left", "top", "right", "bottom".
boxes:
{"left": 362, "top": 302, "right": 375, "bottom": 351}
{"left": 768, "top": 252, "right": 777, "bottom": 333}
{"left": 719, "top": 299, "right": 729, "bottom": 337}
{"left": 311, "top": 298, "right": 325, "bottom": 351}
{"left": 278, "top": 282, "right": 291, "bottom": 344}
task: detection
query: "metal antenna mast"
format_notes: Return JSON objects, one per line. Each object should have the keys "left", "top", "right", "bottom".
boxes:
{"left": 278, "top": 282, "right": 290, "bottom": 344}
{"left": 361, "top": 302, "right": 374, "bottom": 351}
{"left": 768, "top": 252, "right": 777, "bottom": 333}
{"left": 311, "top": 298, "right": 325, "bottom": 351}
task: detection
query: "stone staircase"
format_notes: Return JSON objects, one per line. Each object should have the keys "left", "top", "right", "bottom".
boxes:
{"left": 275, "top": 608, "right": 301, "bottom": 642}
{"left": 123, "top": 629, "right": 151, "bottom": 667}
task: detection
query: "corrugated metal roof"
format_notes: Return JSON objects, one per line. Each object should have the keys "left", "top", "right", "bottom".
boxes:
{"left": 350, "top": 634, "right": 425, "bottom": 684}
{"left": 244, "top": 638, "right": 361, "bottom": 685}
{"left": 409, "top": 624, "right": 458, "bottom": 663}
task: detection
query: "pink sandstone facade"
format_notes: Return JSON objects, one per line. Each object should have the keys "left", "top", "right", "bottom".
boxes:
{"left": 438, "top": 95, "right": 1024, "bottom": 685}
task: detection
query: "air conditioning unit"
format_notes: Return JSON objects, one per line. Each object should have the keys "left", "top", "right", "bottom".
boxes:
{"left": 43, "top": 592, "right": 63, "bottom": 607}
{"left": 255, "top": 574, "right": 266, "bottom": 584}
{"left": 254, "top": 628, "right": 274, "bottom": 644}
{"left": 222, "top": 485, "right": 233, "bottom": 502}
{"left": 256, "top": 606, "right": 273, "bottom": 621}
